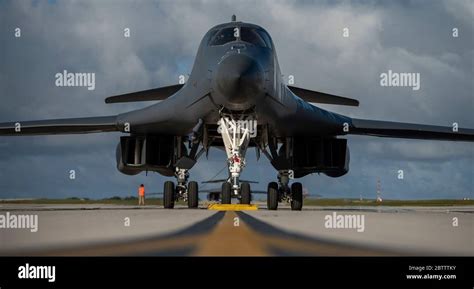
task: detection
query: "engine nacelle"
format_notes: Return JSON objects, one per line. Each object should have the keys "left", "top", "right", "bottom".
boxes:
{"left": 323, "top": 145, "right": 349, "bottom": 178}
{"left": 115, "top": 135, "right": 176, "bottom": 176}
{"left": 116, "top": 143, "right": 141, "bottom": 175}
{"left": 291, "top": 137, "right": 350, "bottom": 178}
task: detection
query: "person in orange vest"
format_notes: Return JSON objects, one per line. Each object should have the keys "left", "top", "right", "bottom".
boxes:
{"left": 138, "top": 184, "right": 145, "bottom": 205}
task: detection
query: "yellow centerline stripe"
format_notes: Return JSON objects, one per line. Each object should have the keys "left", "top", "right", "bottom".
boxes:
{"left": 30, "top": 211, "right": 393, "bottom": 256}
{"left": 208, "top": 204, "right": 258, "bottom": 211}
{"left": 193, "top": 211, "right": 270, "bottom": 256}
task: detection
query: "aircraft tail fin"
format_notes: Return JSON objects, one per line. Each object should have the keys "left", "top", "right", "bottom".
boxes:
{"left": 105, "top": 84, "right": 184, "bottom": 103}
{"left": 288, "top": 86, "right": 359, "bottom": 107}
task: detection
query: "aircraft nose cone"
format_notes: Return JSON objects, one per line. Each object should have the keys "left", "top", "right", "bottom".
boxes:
{"left": 214, "top": 54, "right": 264, "bottom": 109}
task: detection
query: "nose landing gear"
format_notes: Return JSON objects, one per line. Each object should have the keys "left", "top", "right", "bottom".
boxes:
{"left": 218, "top": 114, "right": 255, "bottom": 204}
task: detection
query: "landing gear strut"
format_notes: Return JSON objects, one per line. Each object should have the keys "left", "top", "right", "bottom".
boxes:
{"left": 163, "top": 167, "right": 199, "bottom": 209}
{"left": 218, "top": 114, "right": 255, "bottom": 204}
{"left": 163, "top": 127, "right": 205, "bottom": 209}
{"left": 266, "top": 170, "right": 302, "bottom": 211}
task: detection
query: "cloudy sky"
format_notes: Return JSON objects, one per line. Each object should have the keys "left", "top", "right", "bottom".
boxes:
{"left": 0, "top": 0, "right": 472, "bottom": 200}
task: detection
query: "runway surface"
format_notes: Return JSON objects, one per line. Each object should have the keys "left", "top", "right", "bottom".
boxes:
{"left": 0, "top": 203, "right": 472, "bottom": 256}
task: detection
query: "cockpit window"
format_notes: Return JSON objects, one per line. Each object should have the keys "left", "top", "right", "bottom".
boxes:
{"left": 240, "top": 27, "right": 266, "bottom": 47}
{"left": 256, "top": 30, "right": 273, "bottom": 49}
{"left": 207, "top": 29, "right": 219, "bottom": 43}
{"left": 208, "top": 26, "right": 273, "bottom": 48}
{"left": 209, "top": 28, "right": 236, "bottom": 46}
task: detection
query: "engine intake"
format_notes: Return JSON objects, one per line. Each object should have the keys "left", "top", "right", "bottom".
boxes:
{"left": 291, "top": 137, "right": 349, "bottom": 178}
{"left": 116, "top": 135, "right": 176, "bottom": 176}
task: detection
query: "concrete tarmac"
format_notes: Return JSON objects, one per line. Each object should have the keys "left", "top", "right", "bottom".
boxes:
{"left": 0, "top": 203, "right": 472, "bottom": 256}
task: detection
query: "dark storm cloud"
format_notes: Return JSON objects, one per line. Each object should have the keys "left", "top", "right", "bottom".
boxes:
{"left": 0, "top": 0, "right": 472, "bottom": 199}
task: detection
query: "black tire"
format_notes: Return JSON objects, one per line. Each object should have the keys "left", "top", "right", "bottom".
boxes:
{"left": 187, "top": 181, "right": 199, "bottom": 208}
{"left": 291, "top": 182, "right": 303, "bottom": 211}
{"left": 240, "top": 182, "right": 251, "bottom": 204}
{"left": 267, "top": 182, "right": 279, "bottom": 210}
{"left": 164, "top": 181, "right": 175, "bottom": 209}
{"left": 221, "top": 182, "right": 232, "bottom": 204}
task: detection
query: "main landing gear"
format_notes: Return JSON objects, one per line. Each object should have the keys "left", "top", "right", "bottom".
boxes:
{"left": 266, "top": 170, "right": 302, "bottom": 211}
{"left": 163, "top": 167, "right": 199, "bottom": 209}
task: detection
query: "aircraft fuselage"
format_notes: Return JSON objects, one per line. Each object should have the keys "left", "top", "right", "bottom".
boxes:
{"left": 117, "top": 21, "right": 349, "bottom": 138}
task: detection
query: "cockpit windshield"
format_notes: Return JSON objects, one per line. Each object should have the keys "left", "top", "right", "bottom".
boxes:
{"left": 209, "top": 28, "right": 236, "bottom": 46}
{"left": 241, "top": 28, "right": 272, "bottom": 48}
{"left": 208, "top": 26, "right": 273, "bottom": 48}
{"left": 255, "top": 29, "right": 273, "bottom": 49}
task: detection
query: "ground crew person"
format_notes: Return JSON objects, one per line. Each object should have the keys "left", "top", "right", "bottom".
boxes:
{"left": 138, "top": 184, "right": 145, "bottom": 205}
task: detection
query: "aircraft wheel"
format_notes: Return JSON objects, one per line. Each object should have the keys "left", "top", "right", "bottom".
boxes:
{"left": 267, "top": 182, "right": 279, "bottom": 210}
{"left": 164, "top": 181, "right": 175, "bottom": 209}
{"left": 290, "top": 182, "right": 303, "bottom": 211}
{"left": 240, "top": 182, "right": 251, "bottom": 204}
{"left": 221, "top": 182, "right": 232, "bottom": 204}
{"left": 187, "top": 181, "right": 199, "bottom": 208}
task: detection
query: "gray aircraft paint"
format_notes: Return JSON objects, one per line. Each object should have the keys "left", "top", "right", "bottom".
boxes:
{"left": 1, "top": 19, "right": 473, "bottom": 177}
